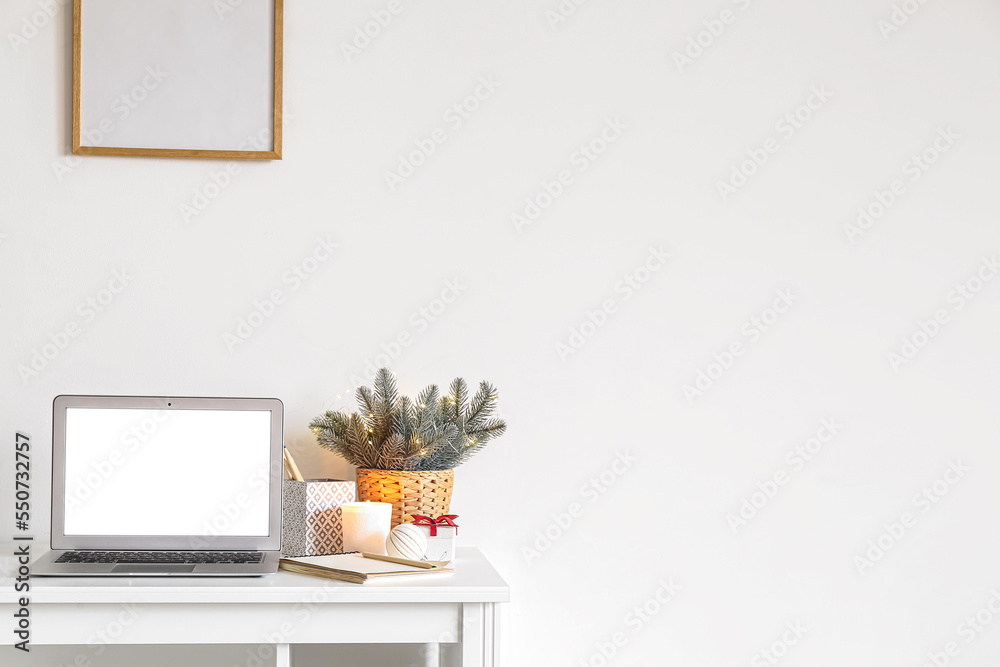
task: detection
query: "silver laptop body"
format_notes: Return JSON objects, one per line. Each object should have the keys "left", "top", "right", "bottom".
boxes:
{"left": 33, "top": 395, "right": 283, "bottom": 576}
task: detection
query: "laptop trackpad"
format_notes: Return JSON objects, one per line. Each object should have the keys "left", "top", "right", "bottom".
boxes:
{"left": 111, "top": 563, "right": 196, "bottom": 574}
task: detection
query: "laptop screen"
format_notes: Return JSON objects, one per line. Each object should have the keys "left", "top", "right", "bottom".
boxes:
{"left": 51, "top": 396, "right": 283, "bottom": 550}
{"left": 64, "top": 408, "right": 272, "bottom": 536}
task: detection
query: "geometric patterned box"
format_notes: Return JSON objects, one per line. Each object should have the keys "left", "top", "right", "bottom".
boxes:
{"left": 281, "top": 479, "right": 356, "bottom": 557}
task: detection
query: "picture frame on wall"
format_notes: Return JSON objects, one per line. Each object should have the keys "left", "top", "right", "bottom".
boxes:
{"left": 72, "top": 0, "right": 283, "bottom": 160}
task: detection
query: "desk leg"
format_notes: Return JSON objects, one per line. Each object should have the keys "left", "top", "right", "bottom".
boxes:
{"left": 276, "top": 643, "right": 290, "bottom": 667}
{"left": 422, "top": 642, "right": 440, "bottom": 667}
{"left": 461, "top": 602, "right": 499, "bottom": 666}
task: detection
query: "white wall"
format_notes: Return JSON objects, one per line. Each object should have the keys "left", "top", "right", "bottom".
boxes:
{"left": 5, "top": 0, "right": 1000, "bottom": 665}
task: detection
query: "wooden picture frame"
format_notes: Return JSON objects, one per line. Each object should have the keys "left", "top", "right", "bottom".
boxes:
{"left": 72, "top": 0, "right": 283, "bottom": 160}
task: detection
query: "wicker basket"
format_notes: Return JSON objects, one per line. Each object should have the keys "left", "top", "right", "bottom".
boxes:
{"left": 356, "top": 468, "right": 454, "bottom": 528}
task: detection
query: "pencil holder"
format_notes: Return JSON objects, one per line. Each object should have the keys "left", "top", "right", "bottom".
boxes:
{"left": 281, "top": 479, "right": 357, "bottom": 557}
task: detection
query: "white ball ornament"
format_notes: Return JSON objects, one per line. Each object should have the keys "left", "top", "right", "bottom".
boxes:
{"left": 386, "top": 523, "right": 428, "bottom": 561}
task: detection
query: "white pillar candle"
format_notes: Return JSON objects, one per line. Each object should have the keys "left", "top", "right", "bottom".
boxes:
{"left": 341, "top": 502, "right": 392, "bottom": 555}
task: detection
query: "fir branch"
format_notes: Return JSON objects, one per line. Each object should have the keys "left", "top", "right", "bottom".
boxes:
{"left": 446, "top": 377, "right": 468, "bottom": 423}
{"left": 310, "top": 368, "right": 506, "bottom": 471}
{"left": 467, "top": 417, "right": 507, "bottom": 443}
{"left": 464, "top": 381, "right": 498, "bottom": 429}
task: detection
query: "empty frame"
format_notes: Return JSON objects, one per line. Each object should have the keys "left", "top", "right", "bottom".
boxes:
{"left": 72, "top": 0, "right": 283, "bottom": 160}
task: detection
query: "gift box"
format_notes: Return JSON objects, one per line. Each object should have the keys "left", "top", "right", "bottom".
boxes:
{"left": 411, "top": 515, "right": 459, "bottom": 563}
{"left": 281, "top": 479, "right": 356, "bottom": 557}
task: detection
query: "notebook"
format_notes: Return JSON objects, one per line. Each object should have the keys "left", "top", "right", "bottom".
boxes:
{"left": 280, "top": 552, "right": 453, "bottom": 584}
{"left": 33, "top": 395, "right": 284, "bottom": 577}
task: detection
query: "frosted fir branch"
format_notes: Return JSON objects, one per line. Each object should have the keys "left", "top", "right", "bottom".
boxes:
{"left": 310, "top": 368, "right": 506, "bottom": 471}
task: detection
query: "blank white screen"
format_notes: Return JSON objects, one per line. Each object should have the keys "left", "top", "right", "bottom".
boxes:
{"left": 63, "top": 408, "right": 272, "bottom": 537}
{"left": 80, "top": 0, "right": 274, "bottom": 151}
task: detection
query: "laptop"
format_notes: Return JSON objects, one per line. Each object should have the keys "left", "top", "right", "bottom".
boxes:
{"left": 33, "top": 395, "right": 284, "bottom": 576}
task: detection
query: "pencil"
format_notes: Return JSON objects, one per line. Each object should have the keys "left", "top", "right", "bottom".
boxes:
{"left": 284, "top": 446, "right": 305, "bottom": 482}
{"left": 362, "top": 552, "right": 436, "bottom": 569}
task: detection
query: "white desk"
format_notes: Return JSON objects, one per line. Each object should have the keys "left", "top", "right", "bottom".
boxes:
{"left": 0, "top": 547, "right": 508, "bottom": 667}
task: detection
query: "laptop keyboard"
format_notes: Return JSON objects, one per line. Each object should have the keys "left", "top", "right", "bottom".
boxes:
{"left": 55, "top": 551, "right": 264, "bottom": 565}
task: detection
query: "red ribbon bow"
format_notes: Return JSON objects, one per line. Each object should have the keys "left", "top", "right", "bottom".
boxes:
{"left": 412, "top": 514, "right": 459, "bottom": 537}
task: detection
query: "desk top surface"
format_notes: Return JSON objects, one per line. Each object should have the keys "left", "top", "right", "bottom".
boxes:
{"left": 0, "top": 547, "right": 509, "bottom": 604}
